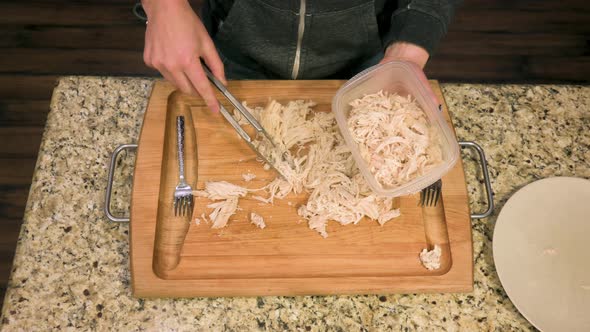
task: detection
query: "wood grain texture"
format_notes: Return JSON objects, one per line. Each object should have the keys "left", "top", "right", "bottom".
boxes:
{"left": 0, "top": 75, "right": 57, "bottom": 100}
{"left": 528, "top": 56, "right": 590, "bottom": 81}
{"left": 129, "top": 80, "right": 473, "bottom": 297}
{"left": 439, "top": 32, "right": 589, "bottom": 56}
{"left": 452, "top": 9, "right": 590, "bottom": 33}
{"left": 0, "top": 127, "right": 44, "bottom": 158}
{"left": 0, "top": 2, "right": 137, "bottom": 25}
{"left": 0, "top": 25, "right": 145, "bottom": 50}
{"left": 0, "top": 49, "right": 153, "bottom": 76}
{"left": 466, "top": 0, "right": 588, "bottom": 10}
{"left": 0, "top": 184, "right": 30, "bottom": 221}
{"left": 0, "top": 100, "right": 50, "bottom": 126}
{"left": 0, "top": 159, "right": 36, "bottom": 185}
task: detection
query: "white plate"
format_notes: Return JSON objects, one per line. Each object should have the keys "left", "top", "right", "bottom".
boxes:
{"left": 493, "top": 177, "right": 590, "bottom": 332}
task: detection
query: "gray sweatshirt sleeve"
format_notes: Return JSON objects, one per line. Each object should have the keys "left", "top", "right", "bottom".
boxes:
{"left": 382, "top": 0, "right": 462, "bottom": 55}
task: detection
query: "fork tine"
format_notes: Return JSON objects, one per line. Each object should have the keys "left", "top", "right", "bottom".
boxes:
{"left": 185, "top": 196, "right": 190, "bottom": 216}
{"left": 173, "top": 194, "right": 194, "bottom": 217}
{"left": 421, "top": 189, "right": 426, "bottom": 206}
{"left": 433, "top": 185, "right": 439, "bottom": 205}
{"left": 432, "top": 185, "right": 438, "bottom": 205}
{"left": 434, "top": 182, "right": 441, "bottom": 206}
{"left": 181, "top": 197, "right": 185, "bottom": 216}
{"left": 421, "top": 188, "right": 426, "bottom": 206}
{"left": 419, "top": 180, "right": 442, "bottom": 207}
{"left": 179, "top": 197, "right": 184, "bottom": 216}
{"left": 178, "top": 197, "right": 183, "bottom": 216}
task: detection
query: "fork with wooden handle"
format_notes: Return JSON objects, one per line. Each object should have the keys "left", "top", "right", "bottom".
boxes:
{"left": 154, "top": 98, "right": 197, "bottom": 274}
{"left": 420, "top": 179, "right": 442, "bottom": 207}
{"left": 420, "top": 180, "right": 451, "bottom": 252}
{"left": 173, "top": 116, "right": 193, "bottom": 218}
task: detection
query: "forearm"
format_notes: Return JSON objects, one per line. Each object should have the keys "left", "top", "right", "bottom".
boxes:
{"left": 141, "top": 0, "right": 190, "bottom": 17}
{"left": 142, "top": 0, "right": 225, "bottom": 111}
{"left": 384, "top": 42, "right": 429, "bottom": 69}
{"left": 382, "top": 0, "right": 462, "bottom": 57}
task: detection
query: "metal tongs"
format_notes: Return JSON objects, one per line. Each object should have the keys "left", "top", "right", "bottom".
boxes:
{"left": 202, "top": 64, "right": 291, "bottom": 178}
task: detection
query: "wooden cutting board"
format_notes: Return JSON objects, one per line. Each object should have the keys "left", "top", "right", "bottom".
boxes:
{"left": 129, "top": 80, "right": 473, "bottom": 297}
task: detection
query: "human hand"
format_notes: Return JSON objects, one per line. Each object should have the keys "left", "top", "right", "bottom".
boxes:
{"left": 142, "top": 0, "right": 226, "bottom": 112}
{"left": 379, "top": 42, "right": 440, "bottom": 107}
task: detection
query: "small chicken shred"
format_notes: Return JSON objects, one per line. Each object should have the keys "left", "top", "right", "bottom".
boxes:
{"left": 419, "top": 245, "right": 442, "bottom": 270}
{"left": 208, "top": 197, "right": 239, "bottom": 229}
{"left": 242, "top": 173, "right": 257, "bottom": 182}
{"left": 250, "top": 212, "right": 266, "bottom": 229}
{"left": 198, "top": 181, "right": 249, "bottom": 200}
{"left": 194, "top": 181, "right": 252, "bottom": 229}
{"left": 347, "top": 91, "right": 443, "bottom": 188}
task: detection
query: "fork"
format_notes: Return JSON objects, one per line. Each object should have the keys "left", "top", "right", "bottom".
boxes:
{"left": 419, "top": 179, "right": 442, "bottom": 207}
{"left": 173, "top": 116, "right": 194, "bottom": 217}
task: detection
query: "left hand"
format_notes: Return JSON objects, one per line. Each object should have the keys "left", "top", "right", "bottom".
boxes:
{"left": 379, "top": 42, "right": 440, "bottom": 107}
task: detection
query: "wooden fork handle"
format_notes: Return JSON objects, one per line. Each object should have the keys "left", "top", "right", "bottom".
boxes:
{"left": 153, "top": 93, "right": 197, "bottom": 274}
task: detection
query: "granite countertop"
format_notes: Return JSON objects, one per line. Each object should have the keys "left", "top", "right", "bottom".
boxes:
{"left": 1, "top": 77, "right": 588, "bottom": 331}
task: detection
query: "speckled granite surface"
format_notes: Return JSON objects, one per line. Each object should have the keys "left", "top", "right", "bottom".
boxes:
{"left": 1, "top": 77, "right": 588, "bottom": 331}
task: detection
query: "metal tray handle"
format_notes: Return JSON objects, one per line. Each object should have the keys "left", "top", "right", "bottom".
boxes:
{"left": 459, "top": 141, "right": 494, "bottom": 219}
{"left": 104, "top": 142, "right": 494, "bottom": 222}
{"left": 105, "top": 144, "right": 137, "bottom": 223}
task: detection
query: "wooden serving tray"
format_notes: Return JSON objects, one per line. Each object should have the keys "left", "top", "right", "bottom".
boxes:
{"left": 130, "top": 80, "right": 473, "bottom": 297}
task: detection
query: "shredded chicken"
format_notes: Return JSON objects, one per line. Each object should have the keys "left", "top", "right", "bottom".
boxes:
{"left": 194, "top": 98, "right": 408, "bottom": 237}
{"left": 347, "top": 91, "right": 443, "bottom": 188}
{"left": 419, "top": 245, "right": 442, "bottom": 270}
{"left": 250, "top": 212, "right": 266, "bottom": 229}
{"left": 233, "top": 101, "right": 262, "bottom": 126}
{"left": 377, "top": 204, "right": 401, "bottom": 226}
{"left": 249, "top": 99, "right": 401, "bottom": 237}
{"left": 242, "top": 172, "right": 257, "bottom": 182}
{"left": 208, "top": 197, "right": 239, "bottom": 229}
{"left": 197, "top": 181, "right": 249, "bottom": 200}
{"left": 193, "top": 181, "right": 251, "bottom": 229}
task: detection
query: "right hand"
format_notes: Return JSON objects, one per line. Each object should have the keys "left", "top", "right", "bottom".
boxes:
{"left": 380, "top": 42, "right": 440, "bottom": 108}
{"left": 142, "top": 0, "right": 226, "bottom": 112}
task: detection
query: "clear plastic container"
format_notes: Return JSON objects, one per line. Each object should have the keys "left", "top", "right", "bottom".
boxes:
{"left": 332, "top": 61, "right": 460, "bottom": 197}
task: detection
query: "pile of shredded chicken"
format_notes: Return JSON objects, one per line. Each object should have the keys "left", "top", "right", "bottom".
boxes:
{"left": 347, "top": 91, "right": 443, "bottom": 188}
{"left": 194, "top": 99, "right": 401, "bottom": 237}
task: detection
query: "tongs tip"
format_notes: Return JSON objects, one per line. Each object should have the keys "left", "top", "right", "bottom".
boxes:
{"left": 203, "top": 65, "right": 295, "bottom": 178}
